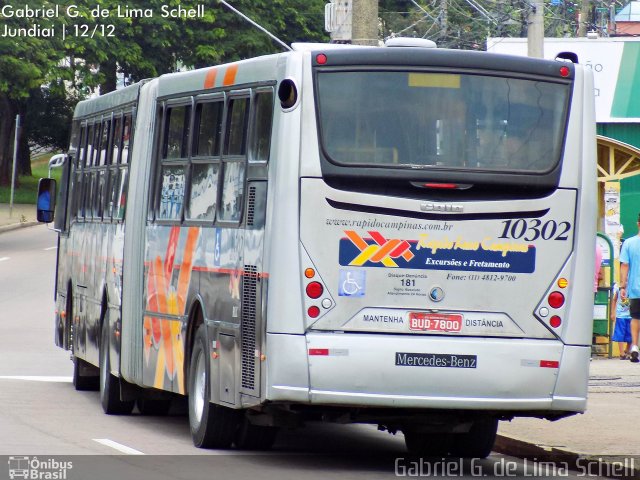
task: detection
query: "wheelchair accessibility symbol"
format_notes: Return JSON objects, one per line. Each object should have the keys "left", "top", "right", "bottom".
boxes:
{"left": 339, "top": 270, "right": 366, "bottom": 297}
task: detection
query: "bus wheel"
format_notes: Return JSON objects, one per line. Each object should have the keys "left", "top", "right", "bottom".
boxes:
{"left": 99, "top": 319, "right": 134, "bottom": 415}
{"left": 188, "top": 325, "right": 238, "bottom": 448}
{"left": 137, "top": 398, "right": 172, "bottom": 416}
{"left": 403, "top": 430, "right": 453, "bottom": 457}
{"left": 72, "top": 356, "right": 99, "bottom": 391}
{"left": 234, "top": 417, "right": 279, "bottom": 450}
{"left": 450, "top": 418, "right": 498, "bottom": 459}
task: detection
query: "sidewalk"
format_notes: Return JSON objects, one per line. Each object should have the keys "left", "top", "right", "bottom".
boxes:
{"left": 0, "top": 203, "right": 38, "bottom": 232}
{"left": 495, "top": 356, "right": 640, "bottom": 470}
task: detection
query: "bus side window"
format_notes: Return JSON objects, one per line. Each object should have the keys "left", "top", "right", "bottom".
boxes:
{"left": 85, "top": 124, "right": 95, "bottom": 168}
{"left": 99, "top": 119, "right": 110, "bottom": 167}
{"left": 250, "top": 90, "right": 273, "bottom": 162}
{"left": 121, "top": 115, "right": 132, "bottom": 165}
{"left": 158, "top": 105, "right": 190, "bottom": 221}
{"left": 219, "top": 96, "right": 248, "bottom": 223}
{"left": 188, "top": 101, "right": 223, "bottom": 221}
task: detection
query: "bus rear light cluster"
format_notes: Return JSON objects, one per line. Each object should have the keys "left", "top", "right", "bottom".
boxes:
{"left": 306, "top": 281, "right": 323, "bottom": 299}
{"left": 544, "top": 284, "right": 567, "bottom": 328}
{"left": 547, "top": 291, "right": 565, "bottom": 309}
{"left": 304, "top": 267, "right": 332, "bottom": 319}
{"left": 549, "top": 316, "right": 562, "bottom": 328}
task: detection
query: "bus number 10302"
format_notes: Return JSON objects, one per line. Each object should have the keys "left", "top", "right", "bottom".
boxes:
{"left": 498, "top": 219, "right": 571, "bottom": 241}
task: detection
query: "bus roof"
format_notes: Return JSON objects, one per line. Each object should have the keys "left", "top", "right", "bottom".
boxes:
{"left": 73, "top": 81, "right": 145, "bottom": 120}
{"left": 156, "top": 53, "right": 282, "bottom": 99}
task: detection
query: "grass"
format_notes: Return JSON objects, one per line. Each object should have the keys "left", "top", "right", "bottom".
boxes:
{"left": 0, "top": 153, "right": 62, "bottom": 204}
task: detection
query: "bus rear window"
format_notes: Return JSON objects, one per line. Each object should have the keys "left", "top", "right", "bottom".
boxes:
{"left": 316, "top": 70, "right": 570, "bottom": 174}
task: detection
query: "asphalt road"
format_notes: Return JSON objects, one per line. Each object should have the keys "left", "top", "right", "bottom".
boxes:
{"left": 0, "top": 226, "right": 610, "bottom": 480}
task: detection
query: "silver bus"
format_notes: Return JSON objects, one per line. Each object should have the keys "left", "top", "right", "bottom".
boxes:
{"left": 38, "top": 40, "right": 597, "bottom": 457}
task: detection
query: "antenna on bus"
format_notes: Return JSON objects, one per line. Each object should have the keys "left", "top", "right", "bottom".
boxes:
{"left": 217, "top": 1, "right": 293, "bottom": 52}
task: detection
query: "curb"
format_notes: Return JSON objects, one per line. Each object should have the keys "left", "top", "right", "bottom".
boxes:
{"left": 494, "top": 435, "right": 640, "bottom": 479}
{"left": 0, "top": 221, "right": 40, "bottom": 234}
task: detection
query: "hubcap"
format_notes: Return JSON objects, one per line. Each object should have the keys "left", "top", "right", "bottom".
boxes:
{"left": 192, "top": 350, "right": 206, "bottom": 426}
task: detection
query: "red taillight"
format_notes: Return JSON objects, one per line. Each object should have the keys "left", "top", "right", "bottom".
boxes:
{"left": 423, "top": 183, "right": 459, "bottom": 189}
{"left": 549, "top": 316, "right": 562, "bottom": 328}
{"left": 559, "top": 66, "right": 570, "bottom": 78}
{"left": 540, "top": 360, "right": 559, "bottom": 368}
{"left": 548, "top": 291, "right": 565, "bottom": 309}
{"left": 308, "top": 306, "right": 320, "bottom": 318}
{"left": 309, "top": 348, "right": 328, "bottom": 355}
{"left": 306, "top": 281, "right": 323, "bottom": 299}
{"left": 316, "top": 53, "right": 327, "bottom": 65}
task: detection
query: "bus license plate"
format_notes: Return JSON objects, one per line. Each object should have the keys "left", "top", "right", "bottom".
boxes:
{"left": 409, "top": 313, "right": 463, "bottom": 332}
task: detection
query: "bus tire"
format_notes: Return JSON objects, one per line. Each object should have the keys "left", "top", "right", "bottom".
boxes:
{"left": 188, "top": 325, "right": 238, "bottom": 449}
{"left": 99, "top": 318, "right": 134, "bottom": 415}
{"left": 137, "top": 398, "right": 172, "bottom": 416}
{"left": 403, "top": 430, "right": 453, "bottom": 457}
{"left": 450, "top": 418, "right": 498, "bottom": 459}
{"left": 72, "top": 356, "right": 99, "bottom": 391}
{"left": 234, "top": 418, "right": 278, "bottom": 450}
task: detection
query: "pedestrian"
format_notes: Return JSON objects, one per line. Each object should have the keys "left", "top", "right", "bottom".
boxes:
{"left": 619, "top": 215, "right": 640, "bottom": 362}
{"left": 611, "top": 281, "right": 632, "bottom": 359}
{"left": 595, "top": 241, "right": 603, "bottom": 294}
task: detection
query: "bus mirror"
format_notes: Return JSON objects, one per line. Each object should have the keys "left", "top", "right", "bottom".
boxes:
{"left": 278, "top": 79, "right": 298, "bottom": 109}
{"left": 36, "top": 178, "right": 57, "bottom": 224}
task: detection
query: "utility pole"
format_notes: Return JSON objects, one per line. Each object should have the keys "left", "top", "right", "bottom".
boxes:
{"left": 577, "top": 0, "right": 591, "bottom": 36}
{"left": 527, "top": 0, "right": 544, "bottom": 58}
{"left": 351, "top": 0, "right": 378, "bottom": 46}
{"left": 441, "top": 0, "right": 448, "bottom": 37}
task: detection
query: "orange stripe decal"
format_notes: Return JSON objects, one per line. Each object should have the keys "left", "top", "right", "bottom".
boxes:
{"left": 345, "top": 230, "right": 368, "bottom": 251}
{"left": 223, "top": 64, "right": 238, "bottom": 86}
{"left": 204, "top": 68, "right": 218, "bottom": 89}
{"left": 176, "top": 227, "right": 200, "bottom": 314}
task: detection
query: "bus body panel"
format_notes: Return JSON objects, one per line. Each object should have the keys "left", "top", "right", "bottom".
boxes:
{"left": 299, "top": 179, "right": 580, "bottom": 342}
{"left": 122, "top": 78, "right": 160, "bottom": 384}
{"left": 263, "top": 53, "right": 306, "bottom": 336}
{"left": 264, "top": 332, "right": 589, "bottom": 413}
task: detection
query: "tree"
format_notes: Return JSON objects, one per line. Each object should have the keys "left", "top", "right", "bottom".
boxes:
{"left": 0, "top": 0, "right": 330, "bottom": 186}
{"left": 0, "top": 0, "right": 65, "bottom": 185}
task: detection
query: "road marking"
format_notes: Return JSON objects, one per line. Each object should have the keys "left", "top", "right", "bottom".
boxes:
{"left": 44, "top": 246, "right": 58, "bottom": 251}
{"left": 0, "top": 257, "right": 9, "bottom": 262}
{"left": 0, "top": 376, "right": 72, "bottom": 382}
{"left": 93, "top": 439, "right": 145, "bottom": 455}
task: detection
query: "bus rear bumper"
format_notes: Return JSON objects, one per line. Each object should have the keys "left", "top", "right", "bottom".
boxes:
{"left": 266, "top": 333, "right": 589, "bottom": 414}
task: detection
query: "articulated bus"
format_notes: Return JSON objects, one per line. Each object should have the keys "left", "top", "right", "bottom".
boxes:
{"left": 38, "top": 39, "right": 596, "bottom": 457}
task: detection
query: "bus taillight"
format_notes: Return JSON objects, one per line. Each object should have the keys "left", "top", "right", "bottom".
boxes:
{"left": 549, "top": 316, "right": 562, "bottom": 328}
{"left": 547, "top": 291, "right": 565, "bottom": 309}
{"left": 306, "top": 281, "right": 324, "bottom": 299}
{"left": 308, "top": 306, "right": 321, "bottom": 318}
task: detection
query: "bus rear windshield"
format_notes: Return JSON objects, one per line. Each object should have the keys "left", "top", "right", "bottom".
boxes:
{"left": 316, "top": 70, "right": 570, "bottom": 174}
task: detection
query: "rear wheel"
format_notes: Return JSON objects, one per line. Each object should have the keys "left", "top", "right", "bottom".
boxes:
{"left": 99, "top": 317, "right": 134, "bottom": 415}
{"left": 72, "top": 356, "right": 99, "bottom": 391}
{"left": 137, "top": 398, "right": 172, "bottom": 416}
{"left": 234, "top": 418, "right": 278, "bottom": 450}
{"left": 403, "top": 431, "right": 454, "bottom": 457}
{"left": 188, "top": 325, "right": 238, "bottom": 448}
{"left": 450, "top": 418, "right": 498, "bottom": 458}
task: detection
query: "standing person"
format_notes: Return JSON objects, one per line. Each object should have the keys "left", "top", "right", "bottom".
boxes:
{"left": 619, "top": 216, "right": 640, "bottom": 362}
{"left": 611, "top": 281, "right": 632, "bottom": 359}
{"left": 595, "top": 242, "right": 603, "bottom": 294}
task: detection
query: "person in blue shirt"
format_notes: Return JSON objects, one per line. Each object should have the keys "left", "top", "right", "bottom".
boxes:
{"left": 611, "top": 282, "right": 632, "bottom": 359}
{"left": 619, "top": 217, "right": 640, "bottom": 362}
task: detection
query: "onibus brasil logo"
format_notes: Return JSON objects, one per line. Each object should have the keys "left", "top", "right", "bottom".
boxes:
{"left": 8, "top": 457, "right": 73, "bottom": 480}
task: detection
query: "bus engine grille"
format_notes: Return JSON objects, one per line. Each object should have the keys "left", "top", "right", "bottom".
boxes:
{"left": 241, "top": 265, "right": 258, "bottom": 391}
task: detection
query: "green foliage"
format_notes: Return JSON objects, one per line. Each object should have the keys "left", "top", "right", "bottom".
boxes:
{"left": 0, "top": 155, "right": 62, "bottom": 204}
